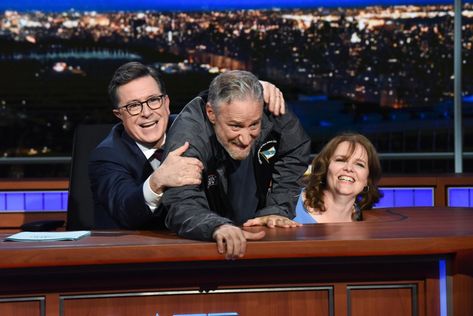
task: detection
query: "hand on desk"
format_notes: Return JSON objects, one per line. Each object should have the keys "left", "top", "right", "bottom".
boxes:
{"left": 243, "top": 215, "right": 302, "bottom": 228}
{"left": 212, "top": 224, "right": 265, "bottom": 260}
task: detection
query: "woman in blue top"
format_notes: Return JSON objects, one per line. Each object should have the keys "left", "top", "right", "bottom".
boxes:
{"left": 294, "top": 133, "right": 382, "bottom": 223}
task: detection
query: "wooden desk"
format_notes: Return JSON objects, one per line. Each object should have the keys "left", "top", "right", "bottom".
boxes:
{"left": 1, "top": 207, "right": 473, "bottom": 316}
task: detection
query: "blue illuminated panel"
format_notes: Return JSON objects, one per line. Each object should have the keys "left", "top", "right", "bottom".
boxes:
{"left": 2, "top": 187, "right": 469, "bottom": 211}
{"left": 448, "top": 187, "right": 473, "bottom": 207}
{"left": 375, "top": 188, "right": 434, "bottom": 208}
{"left": 25, "top": 192, "right": 43, "bottom": 211}
{"left": 62, "top": 193, "right": 69, "bottom": 210}
{"left": 0, "top": 193, "right": 5, "bottom": 210}
{"left": 0, "top": 191, "right": 68, "bottom": 212}
{"left": 6, "top": 192, "right": 24, "bottom": 210}
{"left": 439, "top": 259, "right": 447, "bottom": 316}
{"left": 45, "top": 192, "right": 64, "bottom": 210}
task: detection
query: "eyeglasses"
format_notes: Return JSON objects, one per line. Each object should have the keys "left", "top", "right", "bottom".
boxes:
{"left": 118, "top": 94, "right": 166, "bottom": 116}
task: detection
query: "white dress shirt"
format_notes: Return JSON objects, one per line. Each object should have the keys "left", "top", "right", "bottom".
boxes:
{"left": 136, "top": 137, "right": 165, "bottom": 213}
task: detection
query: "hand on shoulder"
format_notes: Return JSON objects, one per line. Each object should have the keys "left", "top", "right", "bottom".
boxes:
{"left": 260, "top": 80, "right": 285, "bottom": 116}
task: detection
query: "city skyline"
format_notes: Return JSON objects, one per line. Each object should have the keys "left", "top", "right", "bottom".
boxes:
{"left": 0, "top": 0, "right": 452, "bottom": 12}
{"left": 1, "top": 3, "right": 472, "bottom": 175}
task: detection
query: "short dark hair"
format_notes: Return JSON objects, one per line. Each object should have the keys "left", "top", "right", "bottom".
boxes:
{"left": 304, "top": 133, "right": 382, "bottom": 213}
{"left": 108, "top": 61, "right": 166, "bottom": 108}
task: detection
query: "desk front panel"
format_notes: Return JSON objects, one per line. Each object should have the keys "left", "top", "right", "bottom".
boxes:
{"left": 0, "top": 296, "right": 45, "bottom": 316}
{"left": 2, "top": 208, "right": 473, "bottom": 315}
{"left": 0, "top": 256, "right": 438, "bottom": 316}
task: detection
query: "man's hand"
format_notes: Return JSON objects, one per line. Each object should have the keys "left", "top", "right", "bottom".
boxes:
{"left": 149, "top": 142, "right": 203, "bottom": 193}
{"left": 212, "top": 224, "right": 265, "bottom": 260}
{"left": 260, "top": 81, "right": 285, "bottom": 116}
{"left": 243, "top": 215, "right": 302, "bottom": 228}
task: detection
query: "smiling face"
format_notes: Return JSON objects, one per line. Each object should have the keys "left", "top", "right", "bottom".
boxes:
{"left": 206, "top": 98, "right": 263, "bottom": 160}
{"left": 326, "top": 141, "right": 369, "bottom": 198}
{"left": 113, "top": 75, "right": 170, "bottom": 148}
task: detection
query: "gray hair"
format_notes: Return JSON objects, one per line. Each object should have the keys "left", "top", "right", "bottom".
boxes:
{"left": 208, "top": 70, "right": 264, "bottom": 113}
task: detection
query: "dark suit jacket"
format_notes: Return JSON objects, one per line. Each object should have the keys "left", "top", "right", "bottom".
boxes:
{"left": 88, "top": 123, "right": 165, "bottom": 229}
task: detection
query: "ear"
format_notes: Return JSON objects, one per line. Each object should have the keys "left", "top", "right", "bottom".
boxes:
{"left": 113, "top": 109, "right": 122, "bottom": 120}
{"left": 362, "top": 176, "right": 370, "bottom": 188}
{"left": 163, "top": 95, "right": 171, "bottom": 114}
{"left": 206, "top": 103, "right": 216, "bottom": 124}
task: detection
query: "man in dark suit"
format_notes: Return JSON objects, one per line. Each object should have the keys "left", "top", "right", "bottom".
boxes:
{"left": 89, "top": 62, "right": 286, "bottom": 229}
{"left": 89, "top": 62, "right": 204, "bottom": 228}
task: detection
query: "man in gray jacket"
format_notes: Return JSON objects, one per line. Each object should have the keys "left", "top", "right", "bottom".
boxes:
{"left": 162, "top": 70, "right": 311, "bottom": 259}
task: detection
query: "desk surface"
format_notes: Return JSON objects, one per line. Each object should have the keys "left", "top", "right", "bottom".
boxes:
{"left": 1, "top": 207, "right": 473, "bottom": 269}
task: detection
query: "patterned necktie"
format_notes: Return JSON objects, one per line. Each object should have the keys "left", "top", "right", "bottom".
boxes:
{"left": 153, "top": 149, "right": 164, "bottom": 162}
{"left": 149, "top": 149, "right": 164, "bottom": 170}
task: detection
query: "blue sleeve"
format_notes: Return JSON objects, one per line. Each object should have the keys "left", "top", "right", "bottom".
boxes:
{"left": 293, "top": 191, "right": 317, "bottom": 224}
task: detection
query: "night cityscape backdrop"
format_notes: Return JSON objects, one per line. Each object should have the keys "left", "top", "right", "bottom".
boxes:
{"left": 1, "top": 0, "right": 472, "bottom": 177}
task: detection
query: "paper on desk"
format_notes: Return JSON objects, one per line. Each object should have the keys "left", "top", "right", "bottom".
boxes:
{"left": 4, "top": 231, "right": 91, "bottom": 242}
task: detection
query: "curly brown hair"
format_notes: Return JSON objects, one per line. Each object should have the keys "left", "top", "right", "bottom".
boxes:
{"left": 304, "top": 133, "right": 382, "bottom": 213}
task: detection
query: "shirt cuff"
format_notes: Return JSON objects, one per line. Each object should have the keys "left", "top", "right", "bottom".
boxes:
{"left": 143, "top": 176, "right": 163, "bottom": 212}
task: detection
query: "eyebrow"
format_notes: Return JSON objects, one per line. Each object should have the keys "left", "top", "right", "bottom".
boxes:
{"left": 228, "top": 118, "right": 261, "bottom": 126}
{"left": 126, "top": 94, "right": 162, "bottom": 104}
{"left": 354, "top": 157, "right": 368, "bottom": 164}
{"left": 334, "top": 155, "right": 367, "bottom": 163}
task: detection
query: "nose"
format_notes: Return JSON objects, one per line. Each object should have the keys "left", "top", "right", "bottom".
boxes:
{"left": 238, "top": 130, "right": 254, "bottom": 146}
{"left": 141, "top": 103, "right": 152, "bottom": 117}
{"left": 343, "top": 161, "right": 354, "bottom": 172}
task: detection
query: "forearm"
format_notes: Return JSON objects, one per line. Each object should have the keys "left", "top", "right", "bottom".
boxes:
{"left": 143, "top": 176, "right": 163, "bottom": 212}
{"left": 262, "top": 111, "right": 311, "bottom": 219}
{"left": 163, "top": 186, "right": 232, "bottom": 240}
{"left": 256, "top": 192, "right": 299, "bottom": 219}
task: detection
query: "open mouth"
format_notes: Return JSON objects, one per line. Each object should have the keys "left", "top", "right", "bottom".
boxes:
{"left": 338, "top": 175, "right": 355, "bottom": 183}
{"left": 140, "top": 121, "right": 157, "bottom": 129}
